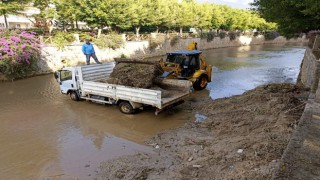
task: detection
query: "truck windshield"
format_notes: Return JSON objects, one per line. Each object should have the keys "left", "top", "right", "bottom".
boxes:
{"left": 60, "top": 70, "right": 72, "bottom": 81}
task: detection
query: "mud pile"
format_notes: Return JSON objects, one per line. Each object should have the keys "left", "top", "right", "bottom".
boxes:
{"left": 108, "top": 62, "right": 163, "bottom": 89}
{"left": 97, "top": 83, "right": 308, "bottom": 180}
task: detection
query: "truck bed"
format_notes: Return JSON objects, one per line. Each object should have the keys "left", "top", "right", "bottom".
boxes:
{"left": 76, "top": 63, "right": 191, "bottom": 109}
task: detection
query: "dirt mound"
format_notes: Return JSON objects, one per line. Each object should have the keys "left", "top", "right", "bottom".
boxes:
{"left": 97, "top": 83, "right": 308, "bottom": 180}
{"left": 109, "top": 62, "right": 163, "bottom": 89}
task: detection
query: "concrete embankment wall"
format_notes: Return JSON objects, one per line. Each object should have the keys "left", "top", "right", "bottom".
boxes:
{"left": 39, "top": 35, "right": 307, "bottom": 73}
{"left": 298, "top": 48, "right": 320, "bottom": 92}
{"left": 273, "top": 39, "right": 320, "bottom": 179}
{"left": 297, "top": 43, "right": 320, "bottom": 99}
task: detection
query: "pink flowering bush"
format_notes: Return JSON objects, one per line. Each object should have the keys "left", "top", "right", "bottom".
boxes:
{"left": 0, "top": 30, "right": 42, "bottom": 79}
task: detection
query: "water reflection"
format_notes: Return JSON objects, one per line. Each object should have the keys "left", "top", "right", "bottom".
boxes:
{"left": 204, "top": 44, "right": 306, "bottom": 99}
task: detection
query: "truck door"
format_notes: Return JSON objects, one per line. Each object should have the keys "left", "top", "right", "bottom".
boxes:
{"left": 60, "top": 70, "right": 75, "bottom": 94}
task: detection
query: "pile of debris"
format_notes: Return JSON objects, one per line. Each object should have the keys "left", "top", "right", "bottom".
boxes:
{"left": 97, "top": 83, "right": 309, "bottom": 180}
{"left": 107, "top": 58, "right": 163, "bottom": 89}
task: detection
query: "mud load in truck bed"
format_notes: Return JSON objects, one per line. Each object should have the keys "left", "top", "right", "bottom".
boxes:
{"left": 104, "top": 58, "right": 164, "bottom": 89}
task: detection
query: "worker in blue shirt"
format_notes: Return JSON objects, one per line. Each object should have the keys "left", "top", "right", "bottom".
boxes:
{"left": 82, "top": 38, "right": 101, "bottom": 65}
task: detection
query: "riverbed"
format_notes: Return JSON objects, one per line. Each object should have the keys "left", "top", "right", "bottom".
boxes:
{"left": 0, "top": 43, "right": 306, "bottom": 179}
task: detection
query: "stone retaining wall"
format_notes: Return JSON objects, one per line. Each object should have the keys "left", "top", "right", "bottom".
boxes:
{"left": 273, "top": 37, "right": 320, "bottom": 179}
{"left": 298, "top": 48, "right": 320, "bottom": 92}
{"left": 39, "top": 35, "right": 307, "bottom": 73}
{"left": 297, "top": 36, "right": 320, "bottom": 102}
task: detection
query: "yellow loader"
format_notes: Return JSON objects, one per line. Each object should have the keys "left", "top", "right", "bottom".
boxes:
{"left": 159, "top": 42, "right": 212, "bottom": 90}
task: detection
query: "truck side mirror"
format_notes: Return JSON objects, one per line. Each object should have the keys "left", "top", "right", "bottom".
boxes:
{"left": 54, "top": 71, "right": 60, "bottom": 82}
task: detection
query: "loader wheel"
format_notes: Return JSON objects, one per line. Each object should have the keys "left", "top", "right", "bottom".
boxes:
{"left": 119, "top": 101, "right": 135, "bottom": 114}
{"left": 193, "top": 75, "right": 208, "bottom": 91}
{"left": 70, "top": 91, "right": 80, "bottom": 101}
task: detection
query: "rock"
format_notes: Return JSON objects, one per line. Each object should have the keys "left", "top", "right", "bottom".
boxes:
{"left": 193, "top": 165, "right": 202, "bottom": 168}
{"left": 147, "top": 143, "right": 157, "bottom": 147}
{"left": 155, "top": 145, "right": 160, "bottom": 149}
{"left": 237, "top": 149, "right": 244, "bottom": 154}
{"left": 195, "top": 114, "right": 208, "bottom": 122}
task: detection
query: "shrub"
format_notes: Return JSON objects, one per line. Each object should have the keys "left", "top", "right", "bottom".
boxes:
{"left": 219, "top": 31, "right": 227, "bottom": 39}
{"left": 243, "top": 31, "right": 253, "bottom": 37}
{"left": 93, "top": 33, "right": 124, "bottom": 50}
{"left": 207, "top": 32, "right": 215, "bottom": 42}
{"left": 181, "top": 33, "right": 189, "bottom": 39}
{"left": 253, "top": 32, "right": 260, "bottom": 37}
{"left": 200, "top": 33, "right": 207, "bottom": 39}
{"left": 25, "top": 28, "right": 46, "bottom": 36}
{"left": 120, "top": 53, "right": 127, "bottom": 58}
{"left": 170, "top": 36, "right": 180, "bottom": 46}
{"left": 0, "top": 30, "right": 42, "bottom": 80}
{"left": 265, "top": 31, "right": 280, "bottom": 40}
{"left": 79, "top": 32, "right": 92, "bottom": 42}
{"left": 189, "top": 33, "right": 198, "bottom": 38}
{"left": 229, "top": 31, "right": 239, "bottom": 41}
{"left": 52, "top": 31, "right": 76, "bottom": 49}
{"left": 148, "top": 35, "right": 166, "bottom": 50}
{"left": 149, "top": 38, "right": 161, "bottom": 50}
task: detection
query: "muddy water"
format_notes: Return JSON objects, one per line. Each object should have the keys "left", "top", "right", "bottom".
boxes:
{"left": 0, "top": 43, "right": 305, "bottom": 179}
{"left": 203, "top": 43, "right": 306, "bottom": 99}
{"left": 0, "top": 76, "right": 193, "bottom": 179}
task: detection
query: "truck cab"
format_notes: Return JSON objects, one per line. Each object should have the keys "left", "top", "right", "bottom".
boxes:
{"left": 54, "top": 67, "right": 80, "bottom": 100}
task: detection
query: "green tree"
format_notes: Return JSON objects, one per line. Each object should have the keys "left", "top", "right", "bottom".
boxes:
{"left": 33, "top": 0, "right": 56, "bottom": 19}
{"left": 173, "top": 0, "right": 195, "bottom": 35}
{"left": 127, "top": 0, "right": 148, "bottom": 37}
{"left": 218, "top": 5, "right": 234, "bottom": 30}
{"left": 194, "top": 3, "right": 212, "bottom": 34}
{"left": 77, "top": 0, "right": 108, "bottom": 29}
{"left": 210, "top": 4, "right": 224, "bottom": 29}
{"left": 145, "top": 0, "right": 171, "bottom": 33}
{"left": 251, "top": 0, "right": 320, "bottom": 36}
{"left": 0, "top": 0, "right": 32, "bottom": 28}
{"left": 54, "top": 0, "right": 83, "bottom": 29}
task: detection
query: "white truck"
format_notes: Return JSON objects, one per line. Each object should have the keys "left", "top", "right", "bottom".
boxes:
{"left": 54, "top": 62, "right": 192, "bottom": 115}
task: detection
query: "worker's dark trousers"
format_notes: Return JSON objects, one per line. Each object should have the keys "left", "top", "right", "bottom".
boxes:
{"left": 85, "top": 53, "right": 100, "bottom": 65}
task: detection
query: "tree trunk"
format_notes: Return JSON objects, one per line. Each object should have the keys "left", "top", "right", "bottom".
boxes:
{"left": 135, "top": 26, "right": 140, "bottom": 38}
{"left": 4, "top": 14, "right": 8, "bottom": 29}
{"left": 156, "top": 26, "right": 159, "bottom": 33}
{"left": 97, "top": 29, "right": 102, "bottom": 38}
{"left": 75, "top": 20, "right": 79, "bottom": 29}
{"left": 179, "top": 27, "right": 183, "bottom": 36}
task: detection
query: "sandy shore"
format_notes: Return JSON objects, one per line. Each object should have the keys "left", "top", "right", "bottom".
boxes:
{"left": 96, "top": 83, "right": 309, "bottom": 180}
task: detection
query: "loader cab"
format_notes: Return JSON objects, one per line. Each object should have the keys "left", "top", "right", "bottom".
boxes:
{"left": 166, "top": 50, "right": 201, "bottom": 78}
{"left": 161, "top": 49, "right": 212, "bottom": 91}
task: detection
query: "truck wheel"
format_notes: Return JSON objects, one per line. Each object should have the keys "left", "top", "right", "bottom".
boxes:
{"left": 193, "top": 75, "right": 208, "bottom": 91}
{"left": 70, "top": 91, "right": 80, "bottom": 101}
{"left": 119, "top": 101, "right": 135, "bottom": 114}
